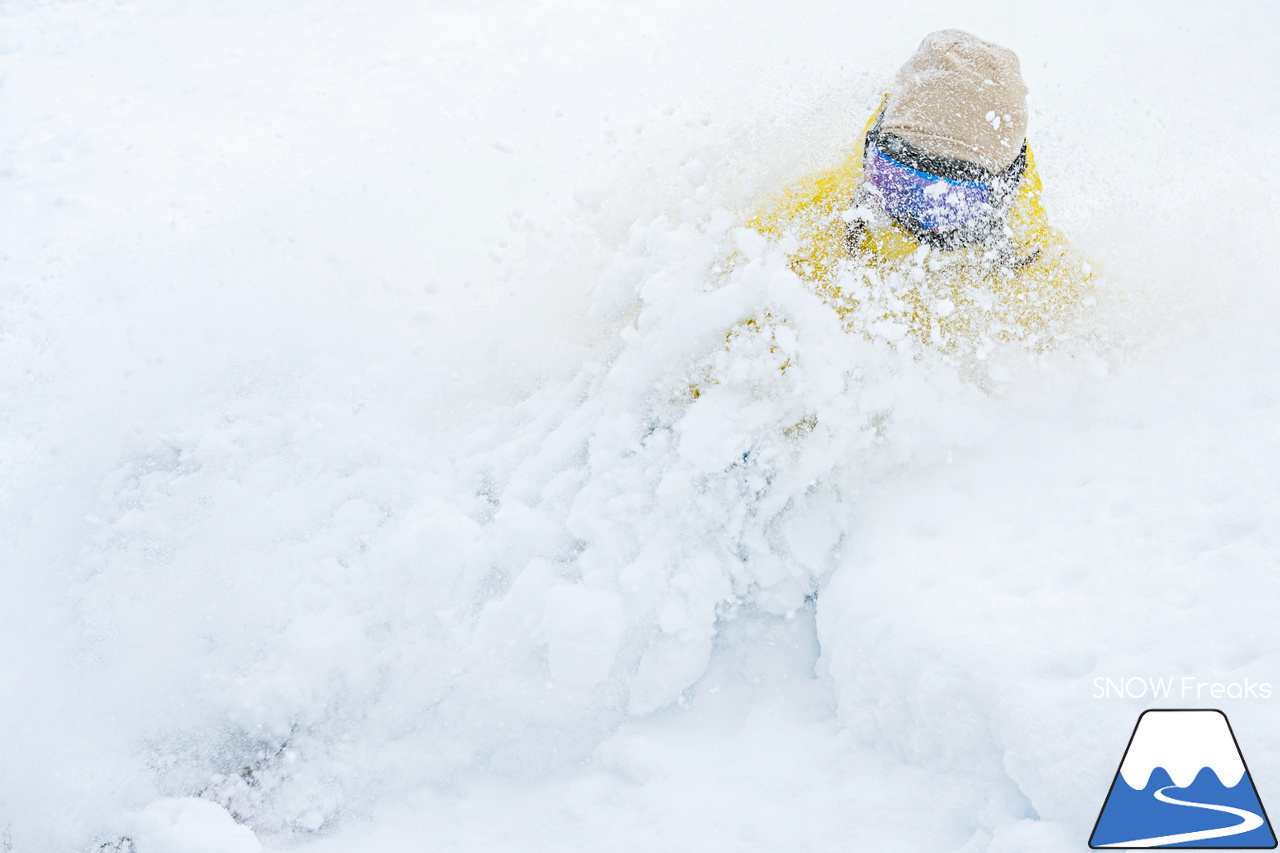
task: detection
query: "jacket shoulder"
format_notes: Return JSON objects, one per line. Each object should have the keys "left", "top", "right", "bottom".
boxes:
{"left": 748, "top": 154, "right": 860, "bottom": 239}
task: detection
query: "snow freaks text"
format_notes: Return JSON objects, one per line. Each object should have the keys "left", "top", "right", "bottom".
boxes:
{"left": 1093, "top": 677, "right": 1274, "bottom": 701}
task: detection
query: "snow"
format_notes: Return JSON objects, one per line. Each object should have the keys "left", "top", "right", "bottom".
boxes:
{"left": 128, "top": 799, "right": 262, "bottom": 853}
{"left": 2, "top": 1, "right": 1280, "bottom": 852}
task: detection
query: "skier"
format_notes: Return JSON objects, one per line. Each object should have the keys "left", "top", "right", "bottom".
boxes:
{"left": 750, "top": 29, "right": 1093, "bottom": 348}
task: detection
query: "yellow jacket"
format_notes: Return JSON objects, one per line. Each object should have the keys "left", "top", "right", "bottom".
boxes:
{"left": 749, "top": 97, "right": 1093, "bottom": 350}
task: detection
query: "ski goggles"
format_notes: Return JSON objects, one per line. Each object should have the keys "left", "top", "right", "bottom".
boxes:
{"left": 864, "top": 137, "right": 996, "bottom": 235}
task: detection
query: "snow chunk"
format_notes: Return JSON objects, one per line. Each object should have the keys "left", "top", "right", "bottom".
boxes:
{"left": 536, "top": 583, "right": 626, "bottom": 692}
{"left": 683, "top": 159, "right": 707, "bottom": 187}
{"left": 130, "top": 798, "right": 262, "bottom": 853}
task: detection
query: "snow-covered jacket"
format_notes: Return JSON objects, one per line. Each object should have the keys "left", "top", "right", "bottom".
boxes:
{"left": 748, "top": 96, "right": 1094, "bottom": 349}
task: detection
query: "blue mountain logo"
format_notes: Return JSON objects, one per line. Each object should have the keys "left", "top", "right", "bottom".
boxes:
{"left": 1091, "top": 709, "right": 1276, "bottom": 848}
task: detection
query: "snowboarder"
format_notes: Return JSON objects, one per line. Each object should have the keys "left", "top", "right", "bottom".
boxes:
{"left": 751, "top": 29, "right": 1094, "bottom": 347}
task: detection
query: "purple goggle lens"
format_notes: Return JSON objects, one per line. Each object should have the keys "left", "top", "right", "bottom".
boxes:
{"left": 864, "top": 140, "right": 994, "bottom": 234}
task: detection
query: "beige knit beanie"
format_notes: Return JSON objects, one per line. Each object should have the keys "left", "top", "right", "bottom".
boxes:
{"left": 880, "top": 29, "right": 1028, "bottom": 174}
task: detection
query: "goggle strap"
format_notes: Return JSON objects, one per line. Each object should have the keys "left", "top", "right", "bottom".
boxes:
{"left": 866, "top": 124, "right": 1027, "bottom": 189}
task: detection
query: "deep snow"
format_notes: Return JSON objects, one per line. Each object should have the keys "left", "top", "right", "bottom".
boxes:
{"left": 3, "top": 1, "right": 1280, "bottom": 851}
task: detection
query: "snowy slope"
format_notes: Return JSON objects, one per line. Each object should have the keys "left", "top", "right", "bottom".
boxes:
{"left": 2, "top": 1, "right": 1280, "bottom": 851}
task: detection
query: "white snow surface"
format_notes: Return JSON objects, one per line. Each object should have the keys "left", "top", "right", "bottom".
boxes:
{"left": 3, "top": 1, "right": 1280, "bottom": 851}
{"left": 128, "top": 799, "right": 262, "bottom": 853}
{"left": 1118, "top": 711, "right": 1246, "bottom": 790}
